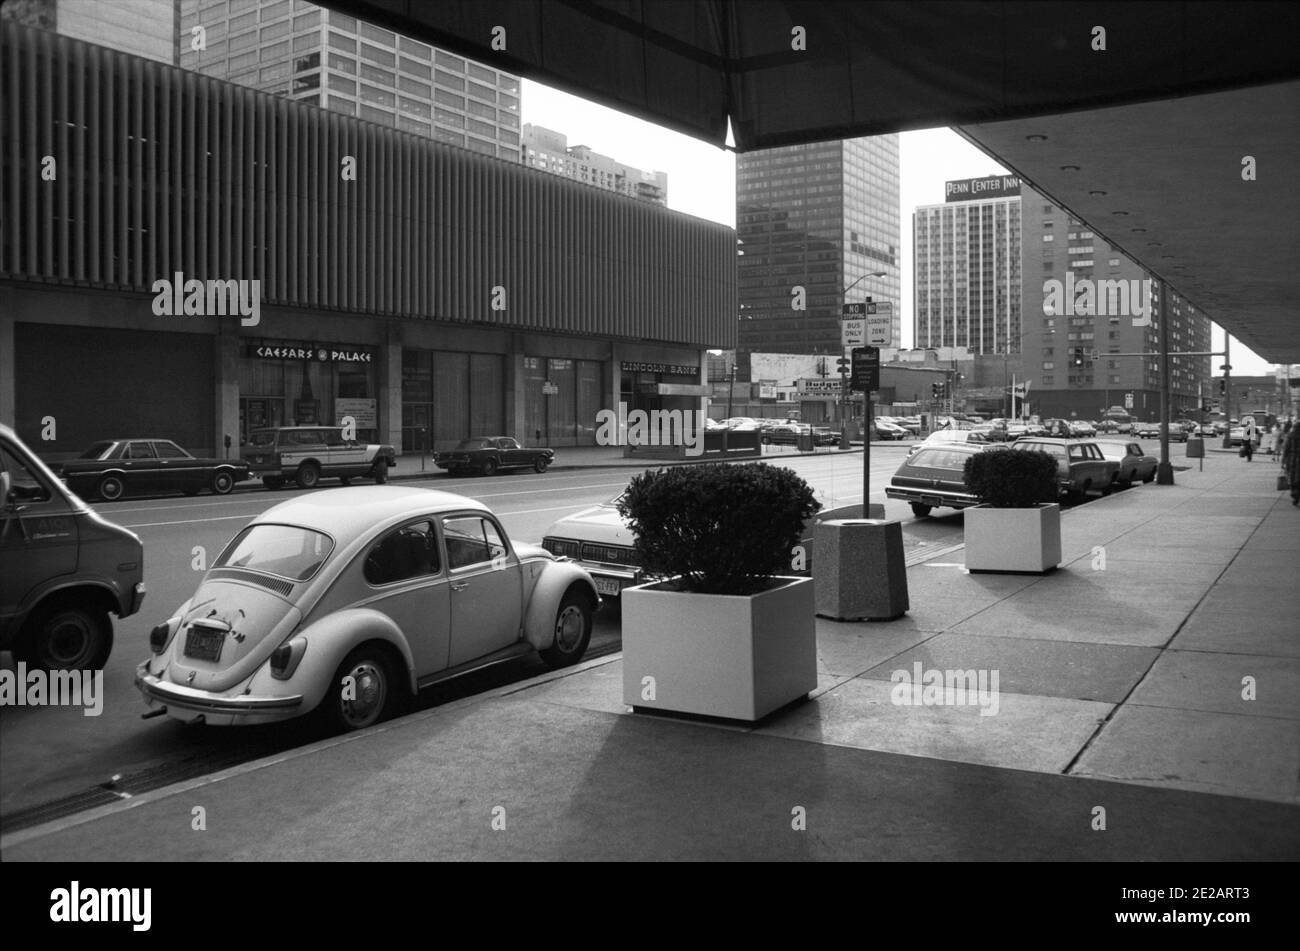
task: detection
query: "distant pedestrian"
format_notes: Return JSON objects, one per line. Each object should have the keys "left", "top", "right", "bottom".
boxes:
{"left": 1284, "top": 425, "right": 1300, "bottom": 506}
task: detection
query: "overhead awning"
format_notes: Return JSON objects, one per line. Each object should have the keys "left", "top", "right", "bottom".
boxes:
{"left": 321, "top": 1, "right": 1300, "bottom": 151}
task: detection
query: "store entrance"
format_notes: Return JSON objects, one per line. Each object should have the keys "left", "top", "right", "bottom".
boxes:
{"left": 241, "top": 397, "right": 285, "bottom": 445}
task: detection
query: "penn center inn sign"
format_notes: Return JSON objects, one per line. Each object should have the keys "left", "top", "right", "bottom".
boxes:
{"left": 248, "top": 344, "right": 373, "bottom": 363}
{"left": 945, "top": 175, "right": 1021, "bottom": 202}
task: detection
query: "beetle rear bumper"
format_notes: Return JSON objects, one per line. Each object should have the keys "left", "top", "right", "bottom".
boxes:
{"left": 136, "top": 668, "right": 304, "bottom": 725}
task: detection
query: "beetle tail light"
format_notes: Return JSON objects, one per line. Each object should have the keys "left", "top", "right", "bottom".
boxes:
{"left": 150, "top": 621, "right": 174, "bottom": 654}
{"left": 270, "top": 636, "right": 308, "bottom": 680}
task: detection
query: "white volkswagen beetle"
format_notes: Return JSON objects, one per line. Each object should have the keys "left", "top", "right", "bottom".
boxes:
{"left": 136, "top": 486, "right": 599, "bottom": 731}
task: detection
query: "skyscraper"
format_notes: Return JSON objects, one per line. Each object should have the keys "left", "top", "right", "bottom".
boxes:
{"left": 913, "top": 175, "right": 1023, "bottom": 354}
{"left": 736, "top": 137, "right": 901, "bottom": 367}
{"left": 178, "top": 0, "right": 522, "bottom": 159}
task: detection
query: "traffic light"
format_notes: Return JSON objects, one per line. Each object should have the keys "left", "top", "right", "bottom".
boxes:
{"left": 931, "top": 382, "right": 940, "bottom": 398}
{"left": 1219, "top": 379, "right": 1226, "bottom": 395}
{"left": 1073, "top": 347, "right": 1085, "bottom": 367}
{"left": 836, "top": 357, "right": 850, "bottom": 374}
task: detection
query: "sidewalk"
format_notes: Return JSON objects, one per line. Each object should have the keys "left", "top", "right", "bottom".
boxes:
{"left": 5, "top": 451, "right": 1296, "bottom": 860}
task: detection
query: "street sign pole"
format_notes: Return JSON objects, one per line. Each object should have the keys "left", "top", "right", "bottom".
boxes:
{"left": 850, "top": 346, "right": 880, "bottom": 517}
{"left": 864, "top": 388, "right": 872, "bottom": 517}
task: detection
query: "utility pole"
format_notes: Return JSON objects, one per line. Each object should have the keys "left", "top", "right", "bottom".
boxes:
{"left": 1156, "top": 278, "right": 1174, "bottom": 484}
{"left": 1221, "top": 335, "right": 1233, "bottom": 449}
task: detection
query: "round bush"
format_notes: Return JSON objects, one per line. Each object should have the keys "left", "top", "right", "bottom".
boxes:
{"left": 616, "top": 463, "right": 821, "bottom": 595}
{"left": 963, "top": 448, "right": 1059, "bottom": 508}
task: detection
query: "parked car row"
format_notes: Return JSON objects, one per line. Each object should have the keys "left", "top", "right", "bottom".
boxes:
{"left": 890, "top": 435, "right": 1163, "bottom": 516}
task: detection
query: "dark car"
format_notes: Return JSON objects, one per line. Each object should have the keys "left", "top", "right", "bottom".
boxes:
{"left": 1012, "top": 437, "right": 1119, "bottom": 499}
{"left": 435, "top": 436, "right": 554, "bottom": 476}
{"left": 2, "top": 424, "right": 146, "bottom": 670}
{"left": 885, "top": 442, "right": 991, "bottom": 517}
{"left": 58, "top": 439, "right": 251, "bottom": 501}
{"left": 242, "top": 426, "right": 396, "bottom": 489}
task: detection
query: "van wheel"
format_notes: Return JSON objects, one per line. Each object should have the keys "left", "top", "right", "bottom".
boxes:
{"left": 18, "top": 600, "right": 113, "bottom": 671}
{"left": 296, "top": 463, "right": 321, "bottom": 489}
{"left": 910, "top": 502, "right": 932, "bottom": 517}
{"left": 97, "top": 474, "right": 125, "bottom": 501}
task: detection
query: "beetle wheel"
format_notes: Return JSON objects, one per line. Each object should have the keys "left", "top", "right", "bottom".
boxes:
{"left": 539, "top": 590, "right": 593, "bottom": 670}
{"left": 322, "top": 648, "right": 397, "bottom": 732}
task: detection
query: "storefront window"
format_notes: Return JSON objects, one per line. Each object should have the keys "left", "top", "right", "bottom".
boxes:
{"left": 526, "top": 356, "right": 603, "bottom": 447}
{"left": 240, "top": 342, "right": 377, "bottom": 444}
{"left": 402, "top": 349, "right": 504, "bottom": 452}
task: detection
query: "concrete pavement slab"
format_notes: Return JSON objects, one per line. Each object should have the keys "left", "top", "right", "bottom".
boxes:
{"left": 865, "top": 633, "right": 1159, "bottom": 704}
{"left": 1071, "top": 704, "right": 1300, "bottom": 804}
{"left": 756, "top": 677, "right": 1110, "bottom": 774}
{"left": 1126, "top": 650, "right": 1300, "bottom": 720}
{"left": 1170, "top": 605, "right": 1300, "bottom": 658}
{"left": 948, "top": 597, "right": 1185, "bottom": 648}
{"left": 1057, "top": 556, "right": 1226, "bottom": 585}
{"left": 1072, "top": 543, "right": 1236, "bottom": 565}
{"left": 809, "top": 622, "right": 939, "bottom": 679}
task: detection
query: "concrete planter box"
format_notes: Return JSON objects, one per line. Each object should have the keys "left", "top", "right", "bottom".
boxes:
{"left": 621, "top": 576, "right": 817, "bottom": 721}
{"left": 964, "top": 503, "right": 1062, "bottom": 573}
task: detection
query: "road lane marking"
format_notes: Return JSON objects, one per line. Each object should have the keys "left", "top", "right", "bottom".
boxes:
{"left": 121, "top": 515, "right": 255, "bottom": 528}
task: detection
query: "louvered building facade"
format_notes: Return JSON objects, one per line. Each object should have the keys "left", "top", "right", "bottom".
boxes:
{"left": 0, "top": 22, "right": 734, "bottom": 456}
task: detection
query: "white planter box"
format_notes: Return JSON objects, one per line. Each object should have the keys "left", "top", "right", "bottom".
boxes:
{"left": 964, "top": 503, "right": 1062, "bottom": 573}
{"left": 621, "top": 576, "right": 817, "bottom": 721}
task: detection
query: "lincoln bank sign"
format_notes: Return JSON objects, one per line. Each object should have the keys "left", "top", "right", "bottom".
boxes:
{"left": 945, "top": 175, "right": 1022, "bottom": 202}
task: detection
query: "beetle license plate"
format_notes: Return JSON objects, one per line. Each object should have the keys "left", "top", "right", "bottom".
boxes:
{"left": 594, "top": 577, "right": 622, "bottom": 597}
{"left": 184, "top": 628, "right": 225, "bottom": 662}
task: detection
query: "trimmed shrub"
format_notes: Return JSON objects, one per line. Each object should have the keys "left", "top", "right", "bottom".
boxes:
{"left": 616, "top": 462, "right": 821, "bottom": 595}
{"left": 963, "top": 448, "right": 1059, "bottom": 508}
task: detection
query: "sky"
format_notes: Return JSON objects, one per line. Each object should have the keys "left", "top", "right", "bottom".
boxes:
{"left": 521, "top": 80, "right": 1274, "bottom": 377}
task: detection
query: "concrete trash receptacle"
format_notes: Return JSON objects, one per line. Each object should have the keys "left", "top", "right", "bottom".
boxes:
{"left": 814, "top": 519, "right": 909, "bottom": 621}
{"left": 797, "top": 431, "right": 815, "bottom": 452}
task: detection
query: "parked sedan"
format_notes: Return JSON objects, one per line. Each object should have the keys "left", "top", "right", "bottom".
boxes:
{"left": 1012, "top": 438, "right": 1119, "bottom": 499}
{"left": 885, "top": 443, "right": 991, "bottom": 517}
{"left": 1094, "top": 439, "right": 1158, "bottom": 487}
{"left": 136, "top": 486, "right": 599, "bottom": 731}
{"left": 874, "top": 420, "right": 909, "bottom": 440}
{"left": 435, "top": 436, "right": 554, "bottom": 476}
{"left": 59, "top": 438, "right": 251, "bottom": 501}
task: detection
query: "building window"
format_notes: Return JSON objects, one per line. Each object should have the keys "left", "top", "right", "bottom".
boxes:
{"left": 360, "top": 42, "right": 395, "bottom": 67}
{"left": 1042, "top": 234, "right": 1054, "bottom": 242}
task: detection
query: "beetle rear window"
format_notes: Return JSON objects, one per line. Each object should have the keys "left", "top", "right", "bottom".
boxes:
{"left": 216, "top": 524, "right": 334, "bottom": 581}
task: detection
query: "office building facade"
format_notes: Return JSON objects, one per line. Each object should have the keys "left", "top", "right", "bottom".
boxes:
{"left": 736, "top": 137, "right": 901, "bottom": 371}
{"left": 1019, "top": 184, "right": 1211, "bottom": 419}
{"left": 913, "top": 176, "right": 1023, "bottom": 355}
{"left": 177, "top": 0, "right": 522, "bottom": 159}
